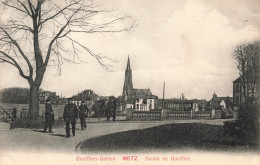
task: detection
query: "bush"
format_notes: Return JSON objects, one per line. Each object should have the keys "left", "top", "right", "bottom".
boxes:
{"left": 224, "top": 104, "right": 259, "bottom": 146}
{"left": 10, "top": 117, "right": 45, "bottom": 129}
{"left": 10, "top": 116, "right": 66, "bottom": 129}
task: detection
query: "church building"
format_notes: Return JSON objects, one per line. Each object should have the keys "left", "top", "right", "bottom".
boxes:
{"left": 122, "top": 56, "right": 157, "bottom": 111}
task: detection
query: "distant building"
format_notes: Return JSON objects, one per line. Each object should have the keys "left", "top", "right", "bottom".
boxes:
{"left": 39, "top": 90, "right": 57, "bottom": 104}
{"left": 121, "top": 56, "right": 158, "bottom": 111}
{"left": 156, "top": 98, "right": 199, "bottom": 111}
{"left": 72, "top": 90, "right": 100, "bottom": 108}
{"left": 209, "top": 91, "right": 233, "bottom": 110}
{"left": 122, "top": 56, "right": 153, "bottom": 100}
{"left": 195, "top": 99, "right": 207, "bottom": 111}
{"left": 233, "top": 77, "right": 244, "bottom": 106}
{"left": 134, "top": 95, "right": 158, "bottom": 111}
{"left": 233, "top": 75, "right": 259, "bottom": 106}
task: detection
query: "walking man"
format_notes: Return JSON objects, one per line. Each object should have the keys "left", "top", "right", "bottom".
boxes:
{"left": 79, "top": 100, "right": 88, "bottom": 130}
{"left": 63, "top": 98, "right": 78, "bottom": 138}
{"left": 43, "top": 98, "right": 54, "bottom": 133}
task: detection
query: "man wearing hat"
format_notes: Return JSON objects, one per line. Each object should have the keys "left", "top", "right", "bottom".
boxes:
{"left": 78, "top": 100, "right": 88, "bottom": 130}
{"left": 63, "top": 98, "right": 78, "bottom": 138}
{"left": 43, "top": 98, "right": 54, "bottom": 133}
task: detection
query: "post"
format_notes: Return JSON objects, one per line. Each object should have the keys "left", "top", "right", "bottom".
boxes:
{"left": 211, "top": 109, "right": 216, "bottom": 119}
{"left": 126, "top": 108, "right": 134, "bottom": 120}
{"left": 161, "top": 109, "right": 167, "bottom": 120}
{"left": 163, "top": 81, "right": 165, "bottom": 109}
{"left": 191, "top": 110, "right": 195, "bottom": 119}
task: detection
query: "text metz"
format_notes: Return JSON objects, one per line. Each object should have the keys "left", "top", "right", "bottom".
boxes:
{"left": 122, "top": 156, "right": 138, "bottom": 161}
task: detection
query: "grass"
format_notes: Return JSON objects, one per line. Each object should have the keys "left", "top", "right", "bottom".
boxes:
{"left": 78, "top": 123, "right": 259, "bottom": 153}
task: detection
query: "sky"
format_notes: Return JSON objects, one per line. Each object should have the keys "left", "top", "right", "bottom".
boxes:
{"left": 0, "top": 0, "right": 259, "bottom": 100}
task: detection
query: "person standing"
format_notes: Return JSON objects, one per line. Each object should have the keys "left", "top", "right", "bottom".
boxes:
{"left": 78, "top": 100, "right": 88, "bottom": 130}
{"left": 105, "top": 99, "right": 111, "bottom": 121}
{"left": 43, "top": 98, "right": 54, "bottom": 133}
{"left": 63, "top": 98, "right": 78, "bottom": 138}
{"left": 107, "top": 96, "right": 115, "bottom": 121}
{"left": 112, "top": 98, "right": 117, "bottom": 121}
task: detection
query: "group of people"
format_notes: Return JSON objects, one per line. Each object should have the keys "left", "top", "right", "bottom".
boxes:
{"left": 43, "top": 96, "right": 117, "bottom": 138}
{"left": 43, "top": 98, "right": 88, "bottom": 138}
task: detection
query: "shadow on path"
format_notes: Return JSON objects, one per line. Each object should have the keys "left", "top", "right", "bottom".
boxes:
{"left": 32, "top": 130, "right": 45, "bottom": 133}
{"left": 48, "top": 133, "right": 67, "bottom": 138}
{"left": 31, "top": 130, "right": 67, "bottom": 137}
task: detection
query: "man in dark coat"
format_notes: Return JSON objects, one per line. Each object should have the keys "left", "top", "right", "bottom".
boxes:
{"left": 63, "top": 98, "right": 78, "bottom": 138}
{"left": 43, "top": 98, "right": 54, "bottom": 133}
{"left": 105, "top": 99, "right": 111, "bottom": 121}
{"left": 78, "top": 100, "right": 88, "bottom": 130}
{"left": 112, "top": 99, "right": 117, "bottom": 121}
{"left": 106, "top": 96, "right": 116, "bottom": 121}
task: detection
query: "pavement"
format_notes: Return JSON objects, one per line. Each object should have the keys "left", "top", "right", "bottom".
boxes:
{"left": 0, "top": 117, "right": 232, "bottom": 153}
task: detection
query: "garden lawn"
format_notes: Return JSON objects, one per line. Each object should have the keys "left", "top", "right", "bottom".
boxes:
{"left": 78, "top": 123, "right": 258, "bottom": 152}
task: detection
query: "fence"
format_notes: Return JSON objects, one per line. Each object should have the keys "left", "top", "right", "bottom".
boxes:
{"left": 126, "top": 108, "right": 228, "bottom": 121}
{"left": 132, "top": 111, "right": 161, "bottom": 120}
{"left": 194, "top": 111, "right": 211, "bottom": 118}
{"left": 0, "top": 106, "right": 15, "bottom": 122}
{"left": 167, "top": 111, "right": 191, "bottom": 119}
{"left": 20, "top": 109, "right": 28, "bottom": 118}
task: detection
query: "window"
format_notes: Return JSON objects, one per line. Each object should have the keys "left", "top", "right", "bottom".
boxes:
{"left": 136, "top": 104, "right": 139, "bottom": 110}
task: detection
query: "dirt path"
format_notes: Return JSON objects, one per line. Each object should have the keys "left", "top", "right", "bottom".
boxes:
{"left": 0, "top": 118, "right": 230, "bottom": 153}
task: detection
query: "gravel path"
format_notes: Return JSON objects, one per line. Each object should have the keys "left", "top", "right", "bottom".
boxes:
{"left": 0, "top": 118, "right": 231, "bottom": 153}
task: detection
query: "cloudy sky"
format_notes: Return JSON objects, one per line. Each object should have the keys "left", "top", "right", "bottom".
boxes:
{"left": 0, "top": 0, "right": 259, "bottom": 100}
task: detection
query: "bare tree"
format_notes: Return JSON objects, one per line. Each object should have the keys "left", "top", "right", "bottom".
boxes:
{"left": 0, "top": 0, "right": 136, "bottom": 118}
{"left": 233, "top": 41, "right": 259, "bottom": 106}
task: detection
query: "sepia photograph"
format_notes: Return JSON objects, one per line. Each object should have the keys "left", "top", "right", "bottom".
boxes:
{"left": 0, "top": 0, "right": 259, "bottom": 165}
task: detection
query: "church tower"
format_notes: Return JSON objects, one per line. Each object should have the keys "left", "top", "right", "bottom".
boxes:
{"left": 122, "top": 56, "right": 133, "bottom": 99}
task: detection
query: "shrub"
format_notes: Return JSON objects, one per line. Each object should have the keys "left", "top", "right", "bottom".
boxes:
{"left": 236, "top": 104, "right": 259, "bottom": 145}
{"left": 224, "top": 104, "right": 259, "bottom": 146}
{"left": 10, "top": 116, "right": 66, "bottom": 129}
{"left": 10, "top": 117, "right": 45, "bottom": 129}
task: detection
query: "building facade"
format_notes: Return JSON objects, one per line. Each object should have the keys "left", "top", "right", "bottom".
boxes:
{"left": 72, "top": 90, "right": 100, "bottom": 108}
{"left": 39, "top": 90, "right": 58, "bottom": 104}
{"left": 209, "top": 91, "right": 233, "bottom": 110}
{"left": 156, "top": 99, "right": 199, "bottom": 111}
{"left": 233, "top": 75, "right": 259, "bottom": 106}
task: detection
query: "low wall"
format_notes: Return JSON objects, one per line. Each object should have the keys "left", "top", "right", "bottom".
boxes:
{"left": 131, "top": 111, "right": 161, "bottom": 120}
{"left": 215, "top": 110, "right": 221, "bottom": 119}
{"left": 194, "top": 111, "right": 211, "bottom": 119}
{"left": 167, "top": 111, "right": 191, "bottom": 119}
{"left": 126, "top": 109, "right": 224, "bottom": 121}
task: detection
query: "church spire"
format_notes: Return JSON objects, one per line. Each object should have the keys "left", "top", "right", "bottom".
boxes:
{"left": 213, "top": 90, "right": 217, "bottom": 98}
{"left": 122, "top": 56, "right": 133, "bottom": 99}
{"left": 126, "top": 55, "right": 131, "bottom": 70}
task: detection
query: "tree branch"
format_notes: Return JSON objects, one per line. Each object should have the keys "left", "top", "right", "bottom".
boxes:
{"left": 1, "top": 1, "right": 28, "bottom": 15}
{"left": 0, "top": 51, "right": 31, "bottom": 80}
{"left": 0, "top": 26, "right": 33, "bottom": 78}
{"left": 39, "top": 0, "right": 81, "bottom": 26}
{"left": 44, "top": 7, "right": 81, "bottom": 68}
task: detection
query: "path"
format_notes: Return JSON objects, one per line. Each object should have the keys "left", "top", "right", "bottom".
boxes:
{"left": 0, "top": 118, "right": 231, "bottom": 153}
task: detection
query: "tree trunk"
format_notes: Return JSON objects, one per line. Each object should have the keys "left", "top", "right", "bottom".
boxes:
{"left": 28, "top": 83, "right": 40, "bottom": 118}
